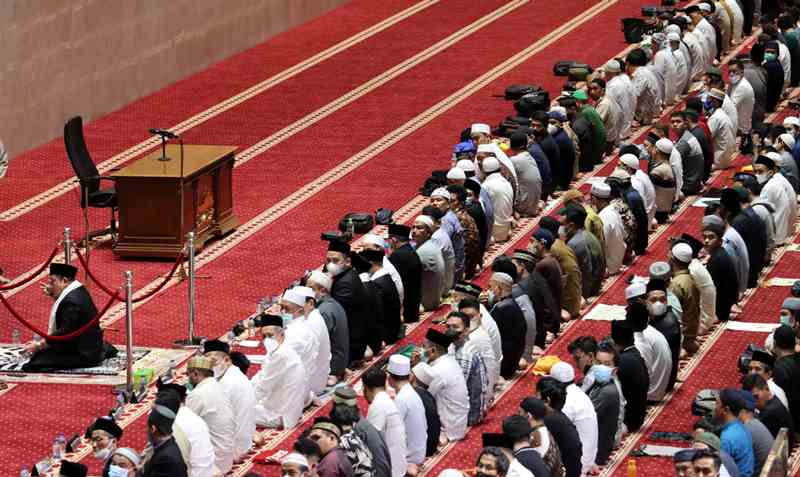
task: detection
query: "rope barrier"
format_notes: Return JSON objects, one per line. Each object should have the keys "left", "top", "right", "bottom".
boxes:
{"left": 0, "top": 289, "right": 120, "bottom": 342}
{"left": 0, "top": 246, "right": 60, "bottom": 291}
{"left": 74, "top": 248, "right": 123, "bottom": 299}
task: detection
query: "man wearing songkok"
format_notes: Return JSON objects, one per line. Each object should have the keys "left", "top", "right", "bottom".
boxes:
{"left": 670, "top": 111, "right": 705, "bottom": 195}
{"left": 549, "top": 361, "right": 598, "bottom": 474}
{"left": 646, "top": 136, "right": 677, "bottom": 224}
{"left": 386, "top": 224, "right": 423, "bottom": 324}
{"left": 618, "top": 150, "right": 656, "bottom": 226}
{"left": 772, "top": 324, "right": 800, "bottom": 430}
{"left": 23, "top": 263, "right": 111, "bottom": 371}
{"left": 430, "top": 187, "right": 466, "bottom": 284}
{"left": 538, "top": 217, "right": 582, "bottom": 319}
{"left": 155, "top": 383, "right": 216, "bottom": 477}
{"left": 720, "top": 188, "right": 767, "bottom": 289}
{"left": 282, "top": 452, "right": 313, "bottom": 477}
{"left": 417, "top": 328, "right": 469, "bottom": 443}
{"left": 307, "top": 270, "right": 349, "bottom": 384}
{"left": 611, "top": 320, "right": 649, "bottom": 432}
{"left": 251, "top": 314, "right": 308, "bottom": 429}
{"left": 651, "top": 33, "right": 680, "bottom": 106}
{"left": 410, "top": 363, "right": 442, "bottom": 456}
{"left": 411, "top": 215, "right": 446, "bottom": 310}
{"left": 669, "top": 242, "right": 702, "bottom": 355}
{"left": 330, "top": 386, "right": 392, "bottom": 477}
{"left": 745, "top": 348, "right": 790, "bottom": 420}
{"left": 627, "top": 48, "right": 661, "bottom": 126}
{"left": 547, "top": 108, "right": 578, "bottom": 186}
{"left": 704, "top": 204, "right": 748, "bottom": 298}
{"left": 184, "top": 356, "right": 235, "bottom": 474}
{"left": 755, "top": 154, "right": 797, "bottom": 246}
{"left": 742, "top": 373, "right": 795, "bottom": 445}
{"left": 482, "top": 157, "right": 515, "bottom": 242}
{"left": 588, "top": 78, "right": 623, "bottom": 149}
{"left": 326, "top": 239, "right": 371, "bottom": 363}
{"left": 421, "top": 206, "right": 455, "bottom": 298}
{"left": 143, "top": 405, "right": 188, "bottom": 477}
{"left": 487, "top": 272, "right": 528, "bottom": 379}
{"left": 356, "top": 248, "right": 402, "bottom": 347}
{"left": 202, "top": 339, "right": 255, "bottom": 461}
{"left": 387, "top": 355, "right": 427, "bottom": 472}
{"left": 715, "top": 389, "right": 756, "bottom": 477}
{"left": 309, "top": 418, "right": 356, "bottom": 477}
{"left": 589, "top": 182, "right": 626, "bottom": 275}
{"left": 362, "top": 234, "right": 403, "bottom": 302}
{"left": 446, "top": 185, "right": 484, "bottom": 278}
{"left": 511, "top": 249, "right": 560, "bottom": 348}
{"left": 456, "top": 296, "right": 500, "bottom": 398}
{"left": 88, "top": 416, "right": 122, "bottom": 477}
{"left": 706, "top": 88, "right": 737, "bottom": 170}
{"left": 644, "top": 278, "right": 681, "bottom": 391}
{"left": 445, "top": 311, "right": 489, "bottom": 425}
{"left": 559, "top": 205, "right": 605, "bottom": 298}
{"left": 362, "top": 367, "right": 407, "bottom": 477}
{"left": 109, "top": 448, "right": 142, "bottom": 476}
{"left": 505, "top": 131, "right": 541, "bottom": 217}
{"left": 526, "top": 230, "right": 564, "bottom": 316}
{"left": 602, "top": 59, "right": 636, "bottom": 139}
{"left": 627, "top": 300, "right": 673, "bottom": 402}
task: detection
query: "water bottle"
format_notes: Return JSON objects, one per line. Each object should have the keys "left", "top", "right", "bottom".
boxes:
{"left": 11, "top": 329, "right": 21, "bottom": 345}
{"left": 32, "top": 334, "right": 43, "bottom": 346}
{"left": 19, "top": 466, "right": 30, "bottom": 477}
{"left": 347, "top": 218, "right": 355, "bottom": 236}
{"left": 626, "top": 458, "right": 637, "bottom": 477}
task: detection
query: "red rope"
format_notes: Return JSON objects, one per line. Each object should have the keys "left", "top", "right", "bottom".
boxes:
{"left": 0, "top": 290, "right": 120, "bottom": 342}
{"left": 131, "top": 251, "right": 184, "bottom": 303}
{"left": 0, "top": 246, "right": 60, "bottom": 291}
{"left": 74, "top": 249, "right": 122, "bottom": 300}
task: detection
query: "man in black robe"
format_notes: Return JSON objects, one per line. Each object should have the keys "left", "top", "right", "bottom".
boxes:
{"left": 702, "top": 214, "right": 740, "bottom": 321}
{"left": 510, "top": 250, "right": 560, "bottom": 348}
{"left": 23, "top": 263, "right": 110, "bottom": 372}
{"left": 771, "top": 324, "right": 800, "bottom": 430}
{"left": 645, "top": 279, "right": 682, "bottom": 392}
{"left": 720, "top": 187, "right": 768, "bottom": 288}
{"left": 386, "top": 224, "right": 423, "bottom": 323}
{"left": 487, "top": 271, "right": 527, "bottom": 379}
{"left": 611, "top": 319, "right": 649, "bottom": 431}
{"left": 326, "top": 240, "right": 371, "bottom": 364}
{"left": 357, "top": 249, "right": 401, "bottom": 346}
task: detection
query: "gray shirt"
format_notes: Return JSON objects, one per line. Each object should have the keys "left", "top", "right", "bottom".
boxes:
{"left": 415, "top": 239, "right": 445, "bottom": 311}
{"left": 743, "top": 417, "right": 774, "bottom": 477}
{"left": 509, "top": 151, "right": 542, "bottom": 217}
{"left": 355, "top": 418, "right": 392, "bottom": 477}
{"left": 317, "top": 295, "right": 350, "bottom": 376}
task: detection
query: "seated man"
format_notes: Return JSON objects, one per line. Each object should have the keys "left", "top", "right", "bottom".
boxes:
{"left": 23, "top": 263, "right": 114, "bottom": 371}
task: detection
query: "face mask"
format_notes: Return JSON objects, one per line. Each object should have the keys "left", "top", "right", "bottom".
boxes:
{"left": 648, "top": 301, "right": 668, "bottom": 317}
{"left": 263, "top": 337, "right": 279, "bottom": 354}
{"left": 94, "top": 445, "right": 113, "bottom": 461}
{"left": 108, "top": 465, "right": 129, "bottom": 477}
{"left": 765, "top": 53, "right": 778, "bottom": 62}
{"left": 418, "top": 347, "right": 429, "bottom": 363}
{"left": 186, "top": 381, "right": 194, "bottom": 391}
{"left": 558, "top": 225, "right": 567, "bottom": 238}
{"left": 764, "top": 137, "right": 773, "bottom": 147}
{"left": 445, "top": 328, "right": 462, "bottom": 343}
{"left": 729, "top": 73, "right": 742, "bottom": 84}
{"left": 487, "top": 290, "right": 496, "bottom": 305}
{"left": 213, "top": 364, "right": 225, "bottom": 379}
{"left": 547, "top": 124, "right": 559, "bottom": 136}
{"left": 780, "top": 314, "right": 793, "bottom": 326}
{"left": 591, "top": 364, "right": 614, "bottom": 384}
{"left": 326, "top": 262, "right": 343, "bottom": 276}
{"left": 756, "top": 173, "right": 769, "bottom": 184}
{"left": 281, "top": 313, "right": 293, "bottom": 326}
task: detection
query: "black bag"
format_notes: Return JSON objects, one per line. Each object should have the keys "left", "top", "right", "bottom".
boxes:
{"left": 504, "top": 84, "right": 541, "bottom": 101}
{"left": 375, "top": 208, "right": 394, "bottom": 225}
{"left": 338, "top": 213, "right": 374, "bottom": 234}
{"left": 321, "top": 230, "right": 350, "bottom": 242}
{"left": 567, "top": 64, "right": 594, "bottom": 81}
{"left": 553, "top": 61, "right": 581, "bottom": 76}
{"left": 692, "top": 389, "right": 719, "bottom": 417}
{"left": 495, "top": 115, "right": 532, "bottom": 138}
{"left": 662, "top": 0, "right": 676, "bottom": 5}
{"left": 641, "top": 5, "right": 658, "bottom": 16}
{"left": 514, "top": 91, "right": 550, "bottom": 117}
{"left": 420, "top": 170, "right": 449, "bottom": 196}
{"left": 622, "top": 18, "right": 646, "bottom": 43}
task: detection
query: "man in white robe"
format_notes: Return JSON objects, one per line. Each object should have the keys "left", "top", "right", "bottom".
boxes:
{"left": 387, "top": 355, "right": 427, "bottom": 473}
{"left": 602, "top": 59, "right": 636, "bottom": 139}
{"left": 185, "top": 356, "right": 236, "bottom": 475}
{"left": 668, "top": 31, "right": 691, "bottom": 96}
{"left": 156, "top": 384, "right": 217, "bottom": 477}
{"left": 203, "top": 340, "right": 256, "bottom": 462}
{"left": 363, "top": 367, "right": 407, "bottom": 477}
{"left": 455, "top": 293, "right": 500, "bottom": 400}
{"left": 687, "top": 5, "right": 717, "bottom": 63}
{"left": 550, "top": 362, "right": 598, "bottom": 474}
{"left": 590, "top": 183, "right": 626, "bottom": 275}
{"left": 470, "top": 123, "right": 518, "bottom": 185}
{"left": 251, "top": 315, "right": 308, "bottom": 429}
{"left": 684, "top": 23, "right": 710, "bottom": 81}
{"left": 281, "top": 288, "right": 322, "bottom": 403}
{"left": 481, "top": 157, "right": 515, "bottom": 242}
{"left": 292, "top": 286, "right": 333, "bottom": 397}
{"left": 755, "top": 154, "right": 798, "bottom": 245}
{"left": 652, "top": 33, "right": 680, "bottom": 105}
{"left": 619, "top": 152, "right": 657, "bottom": 226}
{"left": 727, "top": 59, "right": 754, "bottom": 136}
{"left": 706, "top": 88, "right": 737, "bottom": 170}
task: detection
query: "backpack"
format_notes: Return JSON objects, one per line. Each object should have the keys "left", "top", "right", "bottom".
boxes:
{"left": 338, "top": 213, "right": 374, "bottom": 234}
{"left": 692, "top": 389, "right": 719, "bottom": 417}
{"left": 504, "top": 84, "right": 542, "bottom": 101}
{"left": 514, "top": 91, "right": 550, "bottom": 117}
{"left": 420, "top": 170, "right": 449, "bottom": 196}
{"left": 622, "top": 18, "right": 647, "bottom": 44}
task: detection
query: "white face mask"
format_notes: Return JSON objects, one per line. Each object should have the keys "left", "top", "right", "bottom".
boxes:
{"left": 108, "top": 465, "right": 129, "bottom": 477}
{"left": 326, "top": 262, "right": 343, "bottom": 276}
{"left": 547, "top": 124, "right": 559, "bottom": 136}
{"left": 213, "top": 363, "right": 226, "bottom": 379}
{"left": 764, "top": 138, "right": 773, "bottom": 147}
{"left": 94, "top": 445, "right": 113, "bottom": 461}
{"left": 487, "top": 290, "right": 496, "bottom": 305}
{"left": 756, "top": 173, "right": 769, "bottom": 184}
{"left": 558, "top": 225, "right": 568, "bottom": 238}
{"left": 263, "top": 337, "right": 279, "bottom": 354}
{"left": 648, "top": 301, "right": 668, "bottom": 317}
{"left": 729, "top": 73, "right": 742, "bottom": 84}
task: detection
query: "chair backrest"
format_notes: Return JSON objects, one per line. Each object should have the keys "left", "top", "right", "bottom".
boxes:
{"left": 64, "top": 116, "right": 100, "bottom": 206}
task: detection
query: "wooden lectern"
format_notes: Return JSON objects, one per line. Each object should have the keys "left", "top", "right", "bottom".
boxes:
{"left": 112, "top": 145, "right": 239, "bottom": 258}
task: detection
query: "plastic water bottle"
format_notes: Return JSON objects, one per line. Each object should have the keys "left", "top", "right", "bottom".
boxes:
{"left": 626, "top": 458, "right": 637, "bottom": 477}
{"left": 52, "top": 433, "right": 66, "bottom": 460}
{"left": 19, "top": 466, "right": 30, "bottom": 477}
{"left": 11, "top": 329, "right": 21, "bottom": 345}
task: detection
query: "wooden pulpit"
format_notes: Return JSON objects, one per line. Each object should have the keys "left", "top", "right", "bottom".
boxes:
{"left": 112, "top": 145, "right": 239, "bottom": 258}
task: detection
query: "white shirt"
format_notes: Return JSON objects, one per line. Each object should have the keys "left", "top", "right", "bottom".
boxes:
{"left": 482, "top": 172, "right": 514, "bottom": 227}
{"left": 429, "top": 354, "right": 470, "bottom": 441}
{"left": 251, "top": 342, "right": 307, "bottom": 429}
{"left": 632, "top": 169, "right": 657, "bottom": 224}
{"left": 669, "top": 147, "right": 684, "bottom": 200}
{"left": 768, "top": 378, "right": 790, "bottom": 411}
{"left": 654, "top": 48, "right": 680, "bottom": 103}
{"left": 186, "top": 377, "right": 236, "bottom": 474}
{"left": 367, "top": 391, "right": 407, "bottom": 477}
{"left": 607, "top": 73, "right": 636, "bottom": 138}
{"left": 383, "top": 257, "right": 405, "bottom": 303}
{"left": 598, "top": 204, "right": 626, "bottom": 275}
{"left": 562, "top": 383, "right": 598, "bottom": 473}
{"left": 218, "top": 365, "right": 256, "bottom": 460}
{"left": 48, "top": 280, "right": 83, "bottom": 334}
{"left": 304, "top": 309, "right": 332, "bottom": 394}
{"left": 759, "top": 173, "right": 797, "bottom": 245}
{"left": 696, "top": 18, "right": 717, "bottom": 61}
{"left": 729, "top": 76, "right": 754, "bottom": 133}
{"left": 507, "top": 458, "right": 535, "bottom": 477}
{"left": 468, "top": 324, "right": 499, "bottom": 400}
{"left": 778, "top": 41, "right": 792, "bottom": 87}
{"left": 671, "top": 46, "right": 690, "bottom": 94}
{"left": 708, "top": 108, "right": 736, "bottom": 169}
{"left": 174, "top": 406, "right": 217, "bottom": 477}
{"left": 685, "top": 31, "right": 708, "bottom": 80}
{"left": 285, "top": 317, "right": 320, "bottom": 398}
{"left": 395, "top": 383, "right": 427, "bottom": 465}
{"left": 689, "top": 260, "right": 717, "bottom": 332}
{"left": 634, "top": 326, "right": 673, "bottom": 402}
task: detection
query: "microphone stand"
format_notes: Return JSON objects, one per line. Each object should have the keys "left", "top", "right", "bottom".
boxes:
{"left": 157, "top": 134, "right": 170, "bottom": 162}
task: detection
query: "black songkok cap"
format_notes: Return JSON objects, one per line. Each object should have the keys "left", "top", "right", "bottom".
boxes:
{"left": 50, "top": 263, "right": 78, "bottom": 280}
{"left": 454, "top": 281, "right": 482, "bottom": 298}
{"left": 261, "top": 314, "right": 284, "bottom": 328}
{"left": 425, "top": 328, "right": 453, "bottom": 348}
{"left": 750, "top": 349, "right": 775, "bottom": 368}
{"left": 482, "top": 432, "right": 512, "bottom": 449}
{"left": 203, "top": 339, "right": 230, "bottom": 355}
{"left": 328, "top": 239, "right": 351, "bottom": 255}
{"left": 90, "top": 417, "right": 123, "bottom": 440}
{"left": 387, "top": 224, "right": 411, "bottom": 239}
{"left": 59, "top": 461, "right": 88, "bottom": 477}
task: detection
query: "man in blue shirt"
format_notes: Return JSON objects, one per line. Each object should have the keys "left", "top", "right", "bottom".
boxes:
{"left": 715, "top": 388, "right": 755, "bottom": 477}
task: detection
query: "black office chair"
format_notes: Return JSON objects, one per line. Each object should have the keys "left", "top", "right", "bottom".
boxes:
{"left": 64, "top": 116, "right": 118, "bottom": 242}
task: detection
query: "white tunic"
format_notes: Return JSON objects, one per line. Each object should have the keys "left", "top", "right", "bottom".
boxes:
{"left": 607, "top": 74, "right": 636, "bottom": 138}
{"left": 304, "top": 309, "right": 332, "bottom": 395}
{"left": 468, "top": 324, "right": 499, "bottom": 402}
{"left": 721, "top": 94, "right": 739, "bottom": 133}
{"left": 634, "top": 326, "right": 673, "bottom": 402}
{"left": 689, "top": 259, "right": 717, "bottom": 333}
{"left": 708, "top": 108, "right": 737, "bottom": 170}
{"left": 482, "top": 172, "right": 514, "bottom": 228}
{"left": 251, "top": 343, "right": 307, "bottom": 429}
{"left": 759, "top": 173, "right": 797, "bottom": 245}
{"left": 670, "top": 147, "right": 685, "bottom": 200}
{"left": 654, "top": 48, "right": 680, "bottom": 103}
{"left": 632, "top": 169, "right": 657, "bottom": 224}
{"left": 671, "top": 47, "right": 690, "bottom": 95}
{"left": 367, "top": 390, "right": 408, "bottom": 477}
{"left": 395, "top": 383, "right": 428, "bottom": 465}
{"left": 696, "top": 18, "right": 717, "bottom": 62}
{"left": 507, "top": 458, "right": 535, "bottom": 477}
{"left": 779, "top": 42, "right": 792, "bottom": 87}
{"left": 186, "top": 377, "right": 236, "bottom": 474}
{"left": 729, "top": 77, "right": 754, "bottom": 133}
{"left": 562, "top": 383, "right": 598, "bottom": 474}
{"left": 598, "top": 204, "right": 626, "bottom": 275}
{"left": 685, "top": 31, "right": 708, "bottom": 81}
{"left": 174, "top": 406, "right": 217, "bottom": 477}
{"left": 724, "top": 0, "right": 743, "bottom": 42}
{"left": 285, "top": 318, "right": 320, "bottom": 398}
{"left": 429, "top": 355, "right": 470, "bottom": 441}
{"left": 218, "top": 365, "right": 256, "bottom": 460}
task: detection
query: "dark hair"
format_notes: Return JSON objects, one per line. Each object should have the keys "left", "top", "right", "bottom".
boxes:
{"left": 531, "top": 111, "right": 549, "bottom": 125}
{"left": 558, "top": 97, "right": 578, "bottom": 110}
{"left": 692, "top": 449, "right": 721, "bottom": 470}
{"left": 597, "top": 336, "right": 618, "bottom": 357}
{"left": 567, "top": 335, "right": 598, "bottom": 355}
{"left": 491, "top": 257, "right": 519, "bottom": 282}
{"left": 422, "top": 205, "right": 445, "bottom": 221}
{"left": 537, "top": 377, "right": 567, "bottom": 410}
{"left": 590, "top": 78, "right": 606, "bottom": 89}
{"left": 447, "top": 310, "right": 471, "bottom": 328}
{"left": 447, "top": 184, "right": 467, "bottom": 204}
{"left": 741, "top": 373, "right": 769, "bottom": 392}
{"left": 362, "top": 367, "right": 387, "bottom": 390}
{"left": 458, "top": 296, "right": 481, "bottom": 312}
{"left": 670, "top": 111, "right": 686, "bottom": 120}
{"left": 293, "top": 437, "right": 323, "bottom": 460}
{"left": 478, "top": 447, "right": 510, "bottom": 474}
{"left": 728, "top": 58, "right": 744, "bottom": 71}
{"left": 539, "top": 216, "right": 560, "bottom": 235}
{"left": 330, "top": 403, "right": 361, "bottom": 427}
{"left": 502, "top": 415, "right": 532, "bottom": 443}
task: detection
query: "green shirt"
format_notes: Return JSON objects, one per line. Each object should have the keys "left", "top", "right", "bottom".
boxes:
{"left": 580, "top": 105, "right": 607, "bottom": 165}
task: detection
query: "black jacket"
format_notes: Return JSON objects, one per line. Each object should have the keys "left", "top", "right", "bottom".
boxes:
{"left": 414, "top": 385, "right": 441, "bottom": 457}
{"left": 772, "top": 353, "right": 800, "bottom": 430}
{"left": 142, "top": 437, "right": 188, "bottom": 477}
{"left": 758, "top": 396, "right": 795, "bottom": 448}
{"left": 617, "top": 346, "right": 649, "bottom": 431}
{"left": 544, "top": 411, "right": 583, "bottom": 477}
{"left": 706, "top": 248, "right": 739, "bottom": 321}
{"left": 330, "top": 268, "right": 371, "bottom": 343}
{"left": 650, "top": 309, "right": 682, "bottom": 392}
{"left": 730, "top": 208, "right": 768, "bottom": 288}
{"left": 372, "top": 273, "right": 402, "bottom": 345}
{"left": 388, "top": 243, "right": 422, "bottom": 323}
{"left": 490, "top": 297, "right": 527, "bottom": 379}
{"left": 50, "top": 285, "right": 104, "bottom": 362}
{"left": 519, "top": 271, "right": 560, "bottom": 346}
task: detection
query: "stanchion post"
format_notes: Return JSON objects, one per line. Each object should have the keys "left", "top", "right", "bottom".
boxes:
{"left": 174, "top": 232, "right": 204, "bottom": 347}
{"left": 125, "top": 271, "right": 134, "bottom": 399}
{"left": 63, "top": 227, "right": 72, "bottom": 265}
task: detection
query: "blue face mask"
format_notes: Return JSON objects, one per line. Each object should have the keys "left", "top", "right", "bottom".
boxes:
{"left": 281, "top": 313, "right": 293, "bottom": 326}
{"left": 591, "top": 364, "right": 614, "bottom": 384}
{"left": 780, "top": 313, "right": 793, "bottom": 326}
{"left": 764, "top": 52, "right": 778, "bottom": 62}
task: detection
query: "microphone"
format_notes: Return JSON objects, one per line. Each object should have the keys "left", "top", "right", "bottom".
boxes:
{"left": 149, "top": 128, "right": 178, "bottom": 139}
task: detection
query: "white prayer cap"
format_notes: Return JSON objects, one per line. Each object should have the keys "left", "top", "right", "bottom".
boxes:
{"left": 549, "top": 361, "right": 575, "bottom": 383}
{"left": 766, "top": 151, "right": 782, "bottom": 163}
{"left": 549, "top": 106, "right": 568, "bottom": 121}
{"left": 667, "top": 32, "right": 681, "bottom": 42}
{"left": 619, "top": 153, "right": 640, "bottom": 170}
{"left": 625, "top": 282, "right": 647, "bottom": 300}
{"left": 362, "top": 233, "right": 385, "bottom": 249}
{"left": 780, "top": 133, "right": 797, "bottom": 150}
{"left": 671, "top": 242, "right": 693, "bottom": 263}
{"left": 590, "top": 182, "right": 612, "bottom": 198}
{"left": 490, "top": 272, "right": 514, "bottom": 286}
{"left": 482, "top": 157, "right": 500, "bottom": 173}
{"left": 456, "top": 159, "right": 476, "bottom": 172}
{"left": 447, "top": 167, "right": 466, "bottom": 180}
{"left": 293, "top": 286, "right": 316, "bottom": 300}
{"left": 113, "top": 448, "right": 141, "bottom": 466}
{"left": 783, "top": 116, "right": 800, "bottom": 128}
{"left": 470, "top": 123, "right": 491, "bottom": 136}
{"left": 387, "top": 354, "right": 411, "bottom": 376}
{"left": 414, "top": 215, "right": 436, "bottom": 230}
{"left": 431, "top": 187, "right": 450, "bottom": 199}
{"left": 438, "top": 470, "right": 465, "bottom": 477}
{"left": 476, "top": 143, "right": 495, "bottom": 155}
{"left": 665, "top": 24, "right": 681, "bottom": 35}
{"left": 308, "top": 270, "right": 333, "bottom": 291}
{"left": 655, "top": 138, "right": 674, "bottom": 155}
{"left": 603, "top": 59, "right": 622, "bottom": 73}
{"left": 649, "top": 261, "right": 671, "bottom": 280}
{"left": 610, "top": 168, "right": 631, "bottom": 180}
{"left": 412, "top": 362, "right": 436, "bottom": 385}
{"left": 698, "top": 2, "right": 711, "bottom": 11}
{"left": 283, "top": 288, "right": 307, "bottom": 307}
{"left": 282, "top": 452, "right": 310, "bottom": 468}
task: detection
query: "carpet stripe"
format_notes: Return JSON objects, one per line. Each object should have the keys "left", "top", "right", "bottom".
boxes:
{"left": 0, "top": 0, "right": 439, "bottom": 222}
